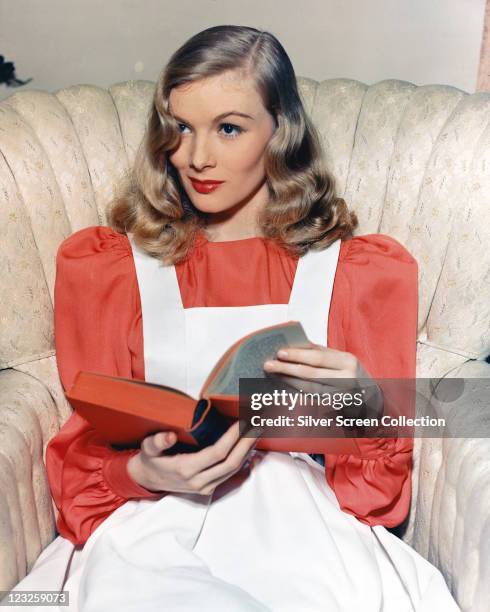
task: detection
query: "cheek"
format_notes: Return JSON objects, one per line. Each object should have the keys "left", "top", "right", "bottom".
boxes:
{"left": 168, "top": 148, "right": 185, "bottom": 169}
{"left": 225, "top": 144, "right": 268, "bottom": 174}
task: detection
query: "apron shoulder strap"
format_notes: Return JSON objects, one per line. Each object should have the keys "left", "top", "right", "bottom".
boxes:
{"left": 127, "top": 232, "right": 183, "bottom": 308}
{"left": 127, "top": 232, "right": 187, "bottom": 390}
{"left": 287, "top": 239, "right": 341, "bottom": 347}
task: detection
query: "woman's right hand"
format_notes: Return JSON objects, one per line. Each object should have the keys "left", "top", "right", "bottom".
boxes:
{"left": 127, "top": 421, "right": 260, "bottom": 496}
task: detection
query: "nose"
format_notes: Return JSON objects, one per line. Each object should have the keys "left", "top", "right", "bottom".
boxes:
{"left": 189, "top": 134, "right": 215, "bottom": 170}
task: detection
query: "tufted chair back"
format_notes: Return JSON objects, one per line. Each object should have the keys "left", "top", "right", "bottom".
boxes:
{"left": 0, "top": 78, "right": 489, "bottom": 610}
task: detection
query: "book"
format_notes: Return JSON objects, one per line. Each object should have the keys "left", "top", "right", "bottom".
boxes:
{"left": 66, "top": 320, "right": 361, "bottom": 456}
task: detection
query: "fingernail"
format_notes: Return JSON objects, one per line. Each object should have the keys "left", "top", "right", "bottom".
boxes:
{"left": 277, "top": 349, "right": 288, "bottom": 358}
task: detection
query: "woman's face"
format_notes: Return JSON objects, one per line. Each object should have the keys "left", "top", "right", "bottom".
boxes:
{"left": 167, "top": 70, "right": 276, "bottom": 231}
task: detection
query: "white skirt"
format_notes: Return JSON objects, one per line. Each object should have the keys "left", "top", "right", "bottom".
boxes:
{"left": 6, "top": 451, "right": 460, "bottom": 612}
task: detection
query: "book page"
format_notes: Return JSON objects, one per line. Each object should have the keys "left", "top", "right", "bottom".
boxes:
{"left": 208, "top": 322, "right": 311, "bottom": 396}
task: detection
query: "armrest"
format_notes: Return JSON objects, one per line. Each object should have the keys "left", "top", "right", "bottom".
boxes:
{"left": 0, "top": 369, "right": 60, "bottom": 592}
{"left": 410, "top": 360, "right": 490, "bottom": 612}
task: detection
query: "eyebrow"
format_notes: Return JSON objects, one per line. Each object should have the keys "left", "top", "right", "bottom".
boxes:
{"left": 170, "top": 110, "right": 254, "bottom": 124}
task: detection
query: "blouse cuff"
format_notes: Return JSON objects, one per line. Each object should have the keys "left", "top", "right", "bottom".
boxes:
{"left": 324, "top": 437, "right": 413, "bottom": 528}
{"left": 102, "top": 450, "right": 166, "bottom": 500}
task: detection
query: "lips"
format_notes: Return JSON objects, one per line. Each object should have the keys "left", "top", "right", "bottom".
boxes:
{"left": 189, "top": 177, "right": 225, "bottom": 194}
{"left": 188, "top": 177, "right": 224, "bottom": 185}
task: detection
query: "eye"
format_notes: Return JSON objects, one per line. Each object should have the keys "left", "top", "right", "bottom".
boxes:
{"left": 219, "top": 123, "right": 243, "bottom": 138}
{"left": 176, "top": 121, "right": 243, "bottom": 138}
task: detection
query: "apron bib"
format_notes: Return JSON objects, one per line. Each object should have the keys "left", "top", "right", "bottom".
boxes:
{"left": 128, "top": 233, "right": 341, "bottom": 398}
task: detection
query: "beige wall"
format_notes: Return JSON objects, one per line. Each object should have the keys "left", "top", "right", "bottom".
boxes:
{"left": 0, "top": 0, "right": 486, "bottom": 102}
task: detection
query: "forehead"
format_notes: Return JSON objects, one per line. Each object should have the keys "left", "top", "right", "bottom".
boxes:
{"left": 168, "top": 71, "right": 264, "bottom": 116}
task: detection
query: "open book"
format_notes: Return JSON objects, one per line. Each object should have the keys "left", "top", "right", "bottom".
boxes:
{"left": 67, "top": 320, "right": 361, "bottom": 456}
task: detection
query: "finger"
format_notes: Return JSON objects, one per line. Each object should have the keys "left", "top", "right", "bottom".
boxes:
{"left": 192, "top": 436, "right": 258, "bottom": 490}
{"left": 275, "top": 346, "right": 353, "bottom": 370}
{"left": 190, "top": 425, "right": 260, "bottom": 485}
{"left": 198, "top": 460, "right": 251, "bottom": 495}
{"left": 264, "top": 359, "right": 336, "bottom": 381}
{"left": 276, "top": 346, "right": 333, "bottom": 368}
{"left": 141, "top": 431, "right": 178, "bottom": 458}
{"left": 175, "top": 420, "right": 246, "bottom": 475}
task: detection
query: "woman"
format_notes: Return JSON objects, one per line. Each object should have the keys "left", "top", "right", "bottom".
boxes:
{"left": 45, "top": 25, "right": 459, "bottom": 612}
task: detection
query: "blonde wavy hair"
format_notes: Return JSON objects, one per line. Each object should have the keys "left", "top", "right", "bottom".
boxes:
{"left": 109, "top": 25, "right": 358, "bottom": 265}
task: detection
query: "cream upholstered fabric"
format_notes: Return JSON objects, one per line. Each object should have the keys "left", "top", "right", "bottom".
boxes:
{"left": 0, "top": 78, "right": 489, "bottom": 611}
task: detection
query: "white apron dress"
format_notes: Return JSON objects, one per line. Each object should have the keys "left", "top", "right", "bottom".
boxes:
{"left": 12, "top": 233, "right": 459, "bottom": 612}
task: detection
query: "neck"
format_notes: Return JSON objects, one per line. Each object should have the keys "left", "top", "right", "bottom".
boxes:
{"left": 203, "top": 179, "right": 268, "bottom": 242}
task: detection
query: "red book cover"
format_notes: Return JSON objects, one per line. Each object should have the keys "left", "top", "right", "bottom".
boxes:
{"left": 67, "top": 370, "right": 361, "bottom": 456}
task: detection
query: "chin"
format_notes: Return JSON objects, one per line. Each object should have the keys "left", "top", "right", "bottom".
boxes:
{"left": 192, "top": 203, "right": 235, "bottom": 215}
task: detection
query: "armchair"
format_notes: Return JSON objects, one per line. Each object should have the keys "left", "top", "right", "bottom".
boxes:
{"left": 0, "top": 76, "right": 489, "bottom": 611}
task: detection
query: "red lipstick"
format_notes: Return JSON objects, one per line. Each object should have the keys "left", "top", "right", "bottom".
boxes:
{"left": 188, "top": 176, "right": 225, "bottom": 194}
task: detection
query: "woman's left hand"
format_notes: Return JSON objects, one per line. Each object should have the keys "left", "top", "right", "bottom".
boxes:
{"left": 263, "top": 344, "right": 382, "bottom": 416}
{"left": 263, "top": 344, "right": 370, "bottom": 383}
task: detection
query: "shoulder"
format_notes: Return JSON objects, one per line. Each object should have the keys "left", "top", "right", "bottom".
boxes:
{"left": 55, "top": 225, "right": 134, "bottom": 289}
{"left": 335, "top": 234, "right": 418, "bottom": 308}
{"left": 334, "top": 232, "right": 418, "bottom": 334}
{"left": 57, "top": 225, "right": 131, "bottom": 261}
{"left": 339, "top": 233, "right": 418, "bottom": 272}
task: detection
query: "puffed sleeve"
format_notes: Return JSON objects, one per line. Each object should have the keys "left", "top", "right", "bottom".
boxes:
{"left": 325, "top": 233, "right": 418, "bottom": 528}
{"left": 46, "top": 225, "right": 164, "bottom": 546}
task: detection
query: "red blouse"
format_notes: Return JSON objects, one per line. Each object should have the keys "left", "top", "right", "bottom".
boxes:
{"left": 46, "top": 226, "right": 418, "bottom": 546}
